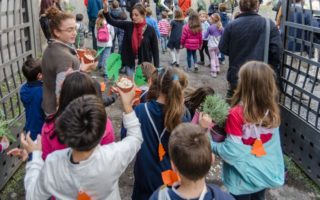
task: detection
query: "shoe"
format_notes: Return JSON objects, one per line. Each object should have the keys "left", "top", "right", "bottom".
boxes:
{"left": 206, "top": 64, "right": 211, "bottom": 68}
{"left": 171, "top": 61, "right": 177, "bottom": 66}
{"left": 184, "top": 67, "right": 191, "bottom": 72}
{"left": 211, "top": 72, "right": 217, "bottom": 77}
{"left": 175, "top": 63, "right": 180, "bottom": 68}
{"left": 197, "top": 61, "right": 205, "bottom": 65}
{"left": 194, "top": 66, "right": 199, "bottom": 73}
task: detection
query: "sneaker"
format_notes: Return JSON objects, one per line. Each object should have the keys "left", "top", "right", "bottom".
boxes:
{"left": 197, "top": 61, "right": 205, "bottom": 65}
{"left": 194, "top": 66, "right": 199, "bottom": 73}
{"left": 171, "top": 61, "right": 177, "bottom": 66}
{"left": 175, "top": 63, "right": 180, "bottom": 68}
{"left": 211, "top": 72, "right": 217, "bottom": 77}
{"left": 184, "top": 67, "right": 191, "bottom": 72}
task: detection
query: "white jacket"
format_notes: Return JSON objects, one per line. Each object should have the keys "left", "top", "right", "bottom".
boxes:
{"left": 95, "top": 21, "right": 115, "bottom": 48}
{"left": 24, "top": 111, "right": 142, "bottom": 200}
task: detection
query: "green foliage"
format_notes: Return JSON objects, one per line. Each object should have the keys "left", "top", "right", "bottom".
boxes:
{"left": 0, "top": 111, "right": 16, "bottom": 142}
{"left": 200, "top": 94, "right": 230, "bottom": 127}
{"left": 134, "top": 65, "right": 147, "bottom": 87}
{"left": 106, "top": 53, "right": 122, "bottom": 82}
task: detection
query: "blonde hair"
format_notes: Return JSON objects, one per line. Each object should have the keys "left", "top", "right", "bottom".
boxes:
{"left": 174, "top": 9, "right": 184, "bottom": 20}
{"left": 188, "top": 14, "right": 202, "bottom": 33}
{"left": 96, "top": 9, "right": 105, "bottom": 29}
{"left": 148, "top": 67, "right": 188, "bottom": 132}
{"left": 231, "top": 61, "right": 280, "bottom": 128}
{"left": 146, "top": 7, "right": 152, "bottom": 16}
{"left": 210, "top": 13, "right": 223, "bottom": 30}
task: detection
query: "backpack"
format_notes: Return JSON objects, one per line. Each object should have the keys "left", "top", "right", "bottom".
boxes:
{"left": 97, "top": 23, "right": 110, "bottom": 42}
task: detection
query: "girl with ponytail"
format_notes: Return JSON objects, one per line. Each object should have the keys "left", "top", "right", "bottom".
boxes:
{"left": 131, "top": 67, "right": 191, "bottom": 200}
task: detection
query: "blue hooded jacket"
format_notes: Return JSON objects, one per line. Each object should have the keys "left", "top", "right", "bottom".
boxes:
{"left": 87, "top": 0, "right": 103, "bottom": 21}
{"left": 20, "top": 81, "right": 45, "bottom": 140}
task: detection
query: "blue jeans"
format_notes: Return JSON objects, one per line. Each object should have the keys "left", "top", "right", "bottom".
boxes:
{"left": 111, "top": 27, "right": 124, "bottom": 53}
{"left": 98, "top": 47, "right": 111, "bottom": 77}
{"left": 89, "top": 20, "right": 97, "bottom": 50}
{"left": 160, "top": 35, "right": 169, "bottom": 52}
{"left": 124, "top": 66, "right": 134, "bottom": 77}
{"left": 187, "top": 49, "right": 197, "bottom": 69}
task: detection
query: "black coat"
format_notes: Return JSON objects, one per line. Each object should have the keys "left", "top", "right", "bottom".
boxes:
{"left": 219, "top": 12, "right": 283, "bottom": 87}
{"left": 104, "top": 12, "right": 159, "bottom": 68}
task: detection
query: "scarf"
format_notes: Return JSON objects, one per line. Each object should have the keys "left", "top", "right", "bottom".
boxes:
{"left": 131, "top": 19, "right": 146, "bottom": 56}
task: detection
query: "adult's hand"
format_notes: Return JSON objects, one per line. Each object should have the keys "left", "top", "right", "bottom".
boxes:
{"left": 103, "top": 0, "right": 109, "bottom": 13}
{"left": 80, "top": 60, "right": 98, "bottom": 72}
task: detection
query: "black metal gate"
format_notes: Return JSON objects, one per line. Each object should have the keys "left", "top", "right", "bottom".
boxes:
{"left": 280, "top": 0, "right": 320, "bottom": 186}
{"left": 0, "top": 0, "right": 36, "bottom": 189}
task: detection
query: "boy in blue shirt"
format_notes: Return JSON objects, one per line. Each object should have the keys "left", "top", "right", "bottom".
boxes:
{"left": 149, "top": 123, "right": 234, "bottom": 200}
{"left": 20, "top": 57, "right": 45, "bottom": 140}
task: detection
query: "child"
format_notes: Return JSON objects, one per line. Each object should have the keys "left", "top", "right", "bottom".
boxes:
{"left": 181, "top": 13, "right": 202, "bottom": 72}
{"left": 211, "top": 61, "right": 285, "bottom": 200}
{"left": 139, "top": 62, "right": 156, "bottom": 103}
{"left": 146, "top": 7, "right": 160, "bottom": 39}
{"left": 41, "top": 72, "right": 115, "bottom": 160}
{"left": 96, "top": 9, "right": 115, "bottom": 78}
{"left": 158, "top": 11, "right": 171, "bottom": 54}
{"left": 131, "top": 67, "right": 191, "bottom": 200}
{"left": 198, "top": 10, "right": 211, "bottom": 66}
{"left": 20, "top": 57, "right": 45, "bottom": 140}
{"left": 184, "top": 86, "right": 215, "bottom": 118}
{"left": 23, "top": 91, "right": 142, "bottom": 199}
{"left": 205, "top": 13, "right": 223, "bottom": 77}
{"left": 75, "top": 13, "right": 86, "bottom": 49}
{"left": 110, "top": 0, "right": 126, "bottom": 53}
{"left": 167, "top": 9, "right": 184, "bottom": 67}
{"left": 150, "top": 123, "right": 235, "bottom": 200}
{"left": 218, "top": 3, "right": 229, "bottom": 64}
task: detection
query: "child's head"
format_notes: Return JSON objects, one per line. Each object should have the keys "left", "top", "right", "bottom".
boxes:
{"left": 232, "top": 61, "right": 280, "bottom": 128}
{"left": 22, "top": 57, "right": 42, "bottom": 82}
{"left": 188, "top": 13, "right": 202, "bottom": 33}
{"left": 199, "top": 10, "right": 208, "bottom": 22}
{"left": 161, "top": 10, "right": 168, "bottom": 19}
{"left": 185, "top": 87, "right": 215, "bottom": 115}
{"left": 111, "top": 0, "right": 120, "bottom": 9}
{"left": 76, "top": 13, "right": 83, "bottom": 22}
{"left": 141, "top": 62, "right": 156, "bottom": 86}
{"left": 218, "top": 3, "right": 227, "bottom": 12}
{"left": 174, "top": 9, "right": 184, "bottom": 20}
{"left": 56, "top": 72, "right": 98, "bottom": 118}
{"left": 148, "top": 67, "right": 188, "bottom": 132}
{"left": 186, "top": 8, "right": 195, "bottom": 17}
{"left": 210, "top": 13, "right": 222, "bottom": 29}
{"left": 56, "top": 95, "right": 106, "bottom": 151}
{"left": 97, "top": 9, "right": 105, "bottom": 19}
{"left": 120, "top": 11, "right": 128, "bottom": 20}
{"left": 169, "top": 123, "right": 213, "bottom": 181}
{"left": 239, "top": 0, "right": 260, "bottom": 12}
{"left": 96, "top": 9, "right": 106, "bottom": 28}
{"left": 145, "top": 7, "right": 153, "bottom": 17}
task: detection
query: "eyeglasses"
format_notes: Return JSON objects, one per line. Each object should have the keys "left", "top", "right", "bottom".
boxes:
{"left": 59, "top": 27, "right": 77, "bottom": 33}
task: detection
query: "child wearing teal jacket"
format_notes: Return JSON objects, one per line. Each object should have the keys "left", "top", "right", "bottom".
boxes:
{"left": 211, "top": 61, "right": 285, "bottom": 200}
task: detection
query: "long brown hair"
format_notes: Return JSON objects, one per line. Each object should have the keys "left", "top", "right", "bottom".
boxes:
{"left": 231, "top": 61, "right": 280, "bottom": 128}
{"left": 188, "top": 14, "right": 202, "bottom": 33}
{"left": 96, "top": 9, "right": 106, "bottom": 29}
{"left": 210, "top": 13, "right": 223, "bottom": 30}
{"left": 148, "top": 67, "right": 188, "bottom": 132}
{"left": 46, "top": 7, "right": 75, "bottom": 38}
{"left": 185, "top": 87, "right": 215, "bottom": 116}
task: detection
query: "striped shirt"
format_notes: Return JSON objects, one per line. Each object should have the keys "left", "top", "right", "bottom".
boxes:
{"left": 158, "top": 19, "right": 170, "bottom": 36}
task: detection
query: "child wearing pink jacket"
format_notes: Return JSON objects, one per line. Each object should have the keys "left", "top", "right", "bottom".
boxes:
{"left": 41, "top": 72, "right": 115, "bottom": 160}
{"left": 180, "top": 14, "right": 202, "bottom": 72}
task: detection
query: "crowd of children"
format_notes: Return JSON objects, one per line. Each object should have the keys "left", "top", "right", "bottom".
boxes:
{"left": 0, "top": 0, "right": 287, "bottom": 200}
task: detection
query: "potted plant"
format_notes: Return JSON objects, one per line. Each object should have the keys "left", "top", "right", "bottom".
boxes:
{"left": 200, "top": 94, "right": 230, "bottom": 142}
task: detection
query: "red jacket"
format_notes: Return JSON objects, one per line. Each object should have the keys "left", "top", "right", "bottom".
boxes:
{"left": 180, "top": 24, "right": 202, "bottom": 50}
{"left": 178, "top": 0, "right": 191, "bottom": 16}
{"left": 84, "top": 0, "right": 88, "bottom": 7}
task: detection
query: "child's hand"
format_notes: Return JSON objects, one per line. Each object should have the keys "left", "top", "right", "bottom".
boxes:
{"left": 199, "top": 112, "right": 213, "bottom": 129}
{"left": 7, "top": 148, "right": 28, "bottom": 161}
{"left": 116, "top": 87, "right": 135, "bottom": 114}
{"left": 0, "top": 136, "right": 9, "bottom": 152}
{"left": 20, "top": 133, "right": 41, "bottom": 154}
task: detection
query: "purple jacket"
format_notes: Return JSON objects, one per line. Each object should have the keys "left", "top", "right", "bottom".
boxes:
{"left": 180, "top": 25, "right": 202, "bottom": 50}
{"left": 204, "top": 24, "right": 223, "bottom": 38}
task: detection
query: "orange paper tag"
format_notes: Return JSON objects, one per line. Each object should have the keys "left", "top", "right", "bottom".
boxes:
{"left": 158, "top": 143, "right": 166, "bottom": 161}
{"left": 161, "top": 170, "right": 180, "bottom": 186}
{"left": 100, "top": 82, "right": 106, "bottom": 92}
{"left": 251, "top": 139, "right": 267, "bottom": 157}
{"left": 78, "top": 191, "right": 91, "bottom": 200}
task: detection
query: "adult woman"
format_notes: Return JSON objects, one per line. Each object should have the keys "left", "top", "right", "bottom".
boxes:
{"left": 103, "top": 1, "right": 159, "bottom": 76}
{"left": 39, "top": 0, "right": 61, "bottom": 41}
{"left": 218, "top": 0, "right": 282, "bottom": 98}
{"left": 42, "top": 7, "right": 95, "bottom": 115}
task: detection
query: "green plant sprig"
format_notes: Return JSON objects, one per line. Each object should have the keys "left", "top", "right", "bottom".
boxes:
{"left": 0, "top": 111, "right": 16, "bottom": 142}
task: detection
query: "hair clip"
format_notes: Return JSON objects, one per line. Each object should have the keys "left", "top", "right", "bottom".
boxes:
{"left": 172, "top": 74, "right": 179, "bottom": 81}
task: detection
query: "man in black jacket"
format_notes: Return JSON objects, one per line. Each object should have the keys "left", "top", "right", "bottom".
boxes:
{"left": 219, "top": 0, "right": 282, "bottom": 98}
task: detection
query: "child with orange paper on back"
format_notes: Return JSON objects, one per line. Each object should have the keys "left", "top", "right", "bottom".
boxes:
{"left": 149, "top": 123, "right": 234, "bottom": 200}
{"left": 211, "top": 61, "right": 285, "bottom": 200}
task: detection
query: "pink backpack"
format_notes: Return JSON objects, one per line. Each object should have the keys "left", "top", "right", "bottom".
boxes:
{"left": 97, "top": 23, "right": 110, "bottom": 42}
